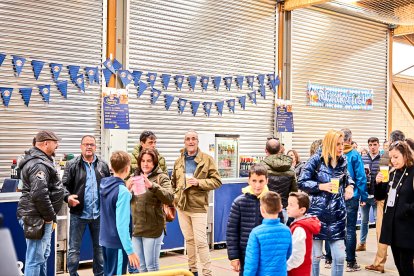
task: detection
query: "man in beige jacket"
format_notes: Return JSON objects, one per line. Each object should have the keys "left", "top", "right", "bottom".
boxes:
{"left": 172, "top": 130, "right": 222, "bottom": 276}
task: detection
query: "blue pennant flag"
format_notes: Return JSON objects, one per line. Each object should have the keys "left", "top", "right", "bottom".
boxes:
{"left": 151, "top": 88, "right": 162, "bottom": 104}
{"left": 161, "top": 74, "right": 171, "bottom": 90}
{"left": 200, "top": 76, "right": 209, "bottom": 91}
{"left": 112, "top": 58, "right": 122, "bottom": 72}
{"left": 259, "top": 85, "right": 266, "bottom": 99}
{"left": 0, "top": 87, "right": 13, "bottom": 107}
{"left": 12, "top": 56, "right": 26, "bottom": 77}
{"left": 118, "top": 70, "right": 134, "bottom": 87}
{"left": 75, "top": 74, "right": 85, "bottom": 93}
{"left": 177, "top": 98, "right": 187, "bottom": 114}
{"left": 224, "top": 77, "right": 232, "bottom": 91}
{"left": 38, "top": 85, "right": 51, "bottom": 103}
{"left": 212, "top": 76, "right": 221, "bottom": 92}
{"left": 269, "top": 75, "right": 280, "bottom": 93}
{"left": 188, "top": 75, "right": 197, "bottom": 92}
{"left": 132, "top": 71, "right": 143, "bottom": 87}
{"left": 164, "top": 94, "right": 174, "bottom": 110}
{"left": 138, "top": 81, "right": 148, "bottom": 97}
{"left": 56, "top": 81, "right": 68, "bottom": 99}
{"left": 248, "top": 91, "right": 257, "bottom": 104}
{"left": 175, "top": 75, "right": 184, "bottom": 91}
{"left": 190, "top": 101, "right": 200, "bottom": 116}
{"left": 267, "top": 73, "right": 275, "bottom": 84}
{"left": 203, "top": 102, "right": 212, "bottom": 117}
{"left": 257, "top": 74, "right": 265, "bottom": 87}
{"left": 227, "top": 99, "right": 236, "bottom": 113}
{"left": 103, "top": 69, "right": 113, "bottom": 87}
{"left": 50, "top": 63, "right": 62, "bottom": 81}
{"left": 0, "top": 53, "right": 6, "bottom": 66}
{"left": 147, "top": 72, "right": 157, "bottom": 88}
{"left": 85, "top": 67, "right": 99, "bottom": 84}
{"left": 238, "top": 95, "right": 246, "bottom": 110}
{"left": 31, "top": 60, "right": 44, "bottom": 80}
{"left": 246, "top": 76, "right": 254, "bottom": 90}
{"left": 68, "top": 65, "right": 80, "bottom": 83}
{"left": 215, "top": 101, "right": 224, "bottom": 116}
{"left": 103, "top": 58, "right": 116, "bottom": 74}
{"left": 19, "top": 88, "right": 32, "bottom": 107}
{"left": 235, "top": 76, "right": 244, "bottom": 90}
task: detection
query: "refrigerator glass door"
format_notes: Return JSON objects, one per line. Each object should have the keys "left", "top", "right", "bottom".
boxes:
{"left": 216, "top": 137, "right": 238, "bottom": 178}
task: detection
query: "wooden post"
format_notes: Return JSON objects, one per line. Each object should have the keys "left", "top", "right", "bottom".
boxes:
{"left": 107, "top": 0, "right": 117, "bottom": 87}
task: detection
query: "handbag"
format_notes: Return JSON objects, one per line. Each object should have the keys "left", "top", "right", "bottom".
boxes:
{"left": 22, "top": 216, "right": 45, "bottom": 240}
{"left": 156, "top": 175, "right": 176, "bottom": 222}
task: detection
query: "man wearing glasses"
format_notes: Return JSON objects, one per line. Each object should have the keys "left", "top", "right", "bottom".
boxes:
{"left": 62, "top": 135, "right": 111, "bottom": 276}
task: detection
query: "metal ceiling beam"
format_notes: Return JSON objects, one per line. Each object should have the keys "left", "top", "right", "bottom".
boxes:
{"left": 284, "top": 0, "right": 330, "bottom": 11}
{"left": 394, "top": 25, "right": 414, "bottom": 36}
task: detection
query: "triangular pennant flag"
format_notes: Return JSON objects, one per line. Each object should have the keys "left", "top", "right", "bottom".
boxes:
{"left": 85, "top": 67, "right": 99, "bottom": 84}
{"left": 200, "top": 76, "right": 209, "bottom": 91}
{"left": 259, "top": 85, "right": 266, "bottom": 99}
{"left": 0, "top": 53, "right": 6, "bottom": 66}
{"left": 118, "top": 70, "right": 134, "bottom": 87}
{"left": 177, "top": 98, "right": 187, "bottom": 114}
{"left": 68, "top": 65, "right": 80, "bottom": 83}
{"left": 269, "top": 75, "right": 280, "bottom": 93}
{"left": 246, "top": 76, "right": 254, "bottom": 90}
{"left": 0, "top": 87, "right": 13, "bottom": 107}
{"left": 274, "top": 75, "right": 280, "bottom": 86}
{"left": 257, "top": 74, "right": 265, "bottom": 87}
{"left": 175, "top": 75, "right": 184, "bottom": 91}
{"left": 190, "top": 101, "right": 200, "bottom": 116}
{"left": 188, "top": 75, "right": 197, "bottom": 92}
{"left": 50, "top": 63, "right": 63, "bottom": 82}
{"left": 132, "top": 71, "right": 143, "bottom": 87}
{"left": 112, "top": 58, "right": 122, "bottom": 72}
{"left": 56, "top": 80, "right": 68, "bottom": 99}
{"left": 235, "top": 76, "right": 244, "bottom": 90}
{"left": 138, "top": 81, "right": 148, "bottom": 97}
{"left": 227, "top": 99, "right": 236, "bottom": 113}
{"left": 203, "top": 102, "right": 212, "bottom": 117}
{"left": 103, "top": 69, "right": 113, "bottom": 87}
{"left": 267, "top": 73, "right": 275, "bottom": 84}
{"left": 164, "top": 94, "right": 174, "bottom": 110}
{"left": 75, "top": 74, "right": 85, "bottom": 92}
{"left": 161, "top": 74, "right": 171, "bottom": 90}
{"left": 31, "top": 60, "right": 45, "bottom": 80}
{"left": 19, "top": 88, "right": 32, "bottom": 107}
{"left": 38, "top": 85, "right": 51, "bottom": 103}
{"left": 103, "top": 58, "right": 116, "bottom": 74}
{"left": 224, "top": 77, "right": 232, "bottom": 91}
{"left": 147, "top": 72, "right": 157, "bottom": 88}
{"left": 151, "top": 88, "right": 162, "bottom": 104}
{"left": 12, "top": 56, "right": 26, "bottom": 77}
{"left": 212, "top": 76, "right": 221, "bottom": 92}
{"left": 215, "top": 101, "right": 224, "bottom": 115}
{"left": 238, "top": 95, "right": 246, "bottom": 110}
{"left": 248, "top": 91, "right": 257, "bottom": 104}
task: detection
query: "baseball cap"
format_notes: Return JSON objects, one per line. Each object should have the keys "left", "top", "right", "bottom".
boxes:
{"left": 35, "top": 130, "right": 61, "bottom": 142}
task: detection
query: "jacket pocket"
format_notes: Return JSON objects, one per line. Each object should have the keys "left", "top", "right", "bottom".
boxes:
{"left": 22, "top": 216, "right": 45, "bottom": 240}
{"left": 187, "top": 190, "right": 208, "bottom": 209}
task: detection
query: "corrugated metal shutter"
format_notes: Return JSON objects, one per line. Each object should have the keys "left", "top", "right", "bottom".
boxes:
{"left": 290, "top": 7, "right": 388, "bottom": 160}
{"left": 0, "top": 0, "right": 103, "bottom": 183}
{"left": 127, "top": 0, "right": 277, "bottom": 168}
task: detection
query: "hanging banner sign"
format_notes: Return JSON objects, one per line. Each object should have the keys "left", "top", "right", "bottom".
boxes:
{"left": 118, "top": 70, "right": 134, "bottom": 87}
{"left": 103, "top": 69, "right": 113, "bottom": 87}
{"left": 178, "top": 98, "right": 187, "bottom": 114}
{"left": 132, "top": 71, "right": 143, "bottom": 87}
{"left": 212, "top": 76, "right": 221, "bottom": 92}
{"left": 224, "top": 77, "right": 232, "bottom": 91}
{"left": 38, "top": 85, "right": 51, "bottom": 103}
{"left": 0, "top": 53, "right": 6, "bottom": 66}
{"left": 235, "top": 76, "right": 244, "bottom": 90}
{"left": 103, "top": 88, "right": 130, "bottom": 129}
{"left": 246, "top": 76, "right": 254, "bottom": 90}
{"left": 137, "top": 81, "right": 148, "bottom": 97}
{"left": 12, "top": 56, "right": 26, "bottom": 77}
{"left": 200, "top": 76, "right": 209, "bottom": 91}
{"left": 68, "top": 65, "right": 80, "bottom": 83}
{"left": 175, "top": 75, "right": 184, "bottom": 91}
{"left": 188, "top": 75, "right": 197, "bottom": 92}
{"left": 151, "top": 88, "right": 161, "bottom": 104}
{"left": 238, "top": 95, "right": 246, "bottom": 110}
{"left": 276, "top": 99, "right": 294, "bottom": 132}
{"left": 85, "top": 67, "right": 99, "bottom": 84}
{"left": 161, "top": 74, "right": 171, "bottom": 90}
{"left": 147, "top": 72, "right": 157, "bottom": 88}
{"left": 190, "top": 101, "right": 200, "bottom": 116}
{"left": 0, "top": 87, "right": 13, "bottom": 107}
{"left": 307, "top": 82, "right": 373, "bottom": 110}
{"left": 227, "top": 99, "right": 235, "bottom": 113}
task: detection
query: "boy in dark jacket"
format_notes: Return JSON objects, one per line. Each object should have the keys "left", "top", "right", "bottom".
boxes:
{"left": 99, "top": 151, "right": 139, "bottom": 276}
{"left": 226, "top": 164, "right": 269, "bottom": 275}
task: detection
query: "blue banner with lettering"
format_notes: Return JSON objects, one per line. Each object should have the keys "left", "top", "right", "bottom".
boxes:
{"left": 276, "top": 100, "right": 294, "bottom": 132}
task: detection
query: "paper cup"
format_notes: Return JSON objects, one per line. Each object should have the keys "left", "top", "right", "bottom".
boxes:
{"left": 131, "top": 175, "right": 146, "bottom": 195}
{"left": 331, "top": 178, "right": 340, "bottom": 194}
{"left": 380, "top": 166, "right": 389, "bottom": 182}
{"left": 185, "top": 173, "right": 194, "bottom": 187}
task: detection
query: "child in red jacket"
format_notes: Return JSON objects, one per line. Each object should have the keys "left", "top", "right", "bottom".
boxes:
{"left": 287, "top": 192, "right": 321, "bottom": 276}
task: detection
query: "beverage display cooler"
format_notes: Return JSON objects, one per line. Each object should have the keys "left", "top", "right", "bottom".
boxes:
{"left": 215, "top": 134, "right": 239, "bottom": 178}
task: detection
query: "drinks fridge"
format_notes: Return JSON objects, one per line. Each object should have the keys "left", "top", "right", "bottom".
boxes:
{"left": 215, "top": 134, "right": 239, "bottom": 178}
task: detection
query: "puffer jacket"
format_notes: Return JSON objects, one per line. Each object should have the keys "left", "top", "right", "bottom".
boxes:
{"left": 344, "top": 145, "right": 368, "bottom": 202}
{"left": 171, "top": 148, "right": 222, "bottom": 213}
{"left": 361, "top": 153, "right": 381, "bottom": 196}
{"left": 62, "top": 155, "right": 110, "bottom": 215}
{"left": 131, "top": 144, "right": 167, "bottom": 174}
{"left": 17, "top": 147, "right": 64, "bottom": 222}
{"left": 298, "top": 151, "right": 354, "bottom": 240}
{"left": 261, "top": 154, "right": 297, "bottom": 208}
{"left": 131, "top": 167, "right": 174, "bottom": 238}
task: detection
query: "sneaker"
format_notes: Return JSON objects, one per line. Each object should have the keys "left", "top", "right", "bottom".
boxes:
{"left": 356, "top": 243, "right": 366, "bottom": 251}
{"left": 365, "top": 264, "right": 385, "bottom": 273}
{"left": 346, "top": 261, "right": 361, "bottom": 272}
{"left": 324, "top": 259, "right": 332, "bottom": 269}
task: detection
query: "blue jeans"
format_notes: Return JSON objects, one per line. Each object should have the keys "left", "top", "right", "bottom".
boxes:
{"left": 312, "top": 239, "right": 345, "bottom": 276}
{"left": 360, "top": 197, "right": 377, "bottom": 244}
{"left": 132, "top": 232, "right": 164, "bottom": 272}
{"left": 68, "top": 214, "right": 103, "bottom": 276}
{"left": 345, "top": 198, "right": 359, "bottom": 262}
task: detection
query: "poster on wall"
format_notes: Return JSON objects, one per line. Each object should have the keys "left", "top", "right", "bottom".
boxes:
{"left": 307, "top": 82, "right": 373, "bottom": 110}
{"left": 103, "top": 88, "right": 130, "bottom": 129}
{"left": 276, "top": 99, "right": 294, "bottom": 132}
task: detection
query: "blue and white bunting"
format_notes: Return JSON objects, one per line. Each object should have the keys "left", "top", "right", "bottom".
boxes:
{"left": 246, "top": 76, "right": 254, "bottom": 90}
{"left": 200, "top": 76, "right": 209, "bottom": 91}
{"left": 151, "top": 88, "right": 162, "bottom": 104}
{"left": 103, "top": 69, "right": 113, "bottom": 87}
{"left": 215, "top": 101, "right": 224, "bottom": 115}
{"left": 269, "top": 75, "right": 280, "bottom": 93}
{"left": 19, "top": 88, "right": 32, "bottom": 107}
{"left": 238, "top": 95, "right": 246, "bottom": 110}
{"left": 85, "top": 67, "right": 99, "bottom": 84}
{"left": 0, "top": 53, "right": 6, "bottom": 67}
{"left": 38, "top": 85, "right": 51, "bottom": 103}
{"left": 103, "top": 58, "right": 116, "bottom": 74}
{"left": 50, "top": 63, "right": 62, "bottom": 82}
{"left": 257, "top": 74, "right": 265, "bottom": 87}
{"left": 147, "top": 72, "right": 157, "bottom": 88}
{"left": 212, "top": 76, "right": 221, "bottom": 92}
{"left": 227, "top": 99, "right": 235, "bottom": 113}
{"left": 112, "top": 58, "right": 122, "bottom": 72}
{"left": 12, "top": 56, "right": 26, "bottom": 77}
{"left": 68, "top": 65, "right": 80, "bottom": 83}
{"left": 31, "top": 60, "right": 44, "bottom": 80}
{"left": 164, "top": 94, "right": 174, "bottom": 110}
{"left": 75, "top": 74, "right": 85, "bottom": 92}
{"left": 177, "top": 98, "right": 187, "bottom": 114}
{"left": 190, "top": 101, "right": 200, "bottom": 116}
{"left": 0, "top": 87, "right": 13, "bottom": 107}
{"left": 132, "top": 71, "right": 143, "bottom": 87}
{"left": 224, "top": 77, "right": 232, "bottom": 91}
{"left": 138, "top": 81, "right": 148, "bottom": 97}
{"left": 235, "top": 76, "right": 244, "bottom": 90}
{"left": 56, "top": 80, "right": 68, "bottom": 99}
{"left": 118, "top": 70, "right": 134, "bottom": 87}
{"left": 161, "top": 74, "right": 171, "bottom": 90}
{"left": 259, "top": 85, "right": 266, "bottom": 99}
{"left": 188, "top": 75, "right": 197, "bottom": 92}
{"left": 248, "top": 91, "right": 257, "bottom": 104}
{"left": 175, "top": 75, "right": 184, "bottom": 91}
{"left": 203, "top": 102, "right": 212, "bottom": 117}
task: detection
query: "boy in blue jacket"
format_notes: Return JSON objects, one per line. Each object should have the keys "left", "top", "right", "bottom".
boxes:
{"left": 99, "top": 151, "right": 139, "bottom": 276}
{"left": 244, "top": 191, "right": 292, "bottom": 276}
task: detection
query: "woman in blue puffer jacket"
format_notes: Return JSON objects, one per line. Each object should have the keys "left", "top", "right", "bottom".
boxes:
{"left": 298, "top": 129, "right": 354, "bottom": 276}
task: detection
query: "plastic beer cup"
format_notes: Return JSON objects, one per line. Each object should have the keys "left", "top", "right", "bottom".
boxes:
{"left": 380, "top": 166, "right": 389, "bottom": 182}
{"left": 331, "top": 178, "right": 340, "bottom": 194}
{"left": 131, "top": 175, "right": 146, "bottom": 195}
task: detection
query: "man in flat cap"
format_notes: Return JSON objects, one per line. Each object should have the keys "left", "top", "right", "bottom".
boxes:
{"left": 17, "top": 130, "right": 64, "bottom": 276}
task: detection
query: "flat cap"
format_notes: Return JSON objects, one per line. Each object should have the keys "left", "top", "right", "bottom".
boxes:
{"left": 35, "top": 130, "right": 60, "bottom": 142}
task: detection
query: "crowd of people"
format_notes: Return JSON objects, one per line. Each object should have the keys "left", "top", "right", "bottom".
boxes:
{"left": 15, "top": 128, "right": 414, "bottom": 276}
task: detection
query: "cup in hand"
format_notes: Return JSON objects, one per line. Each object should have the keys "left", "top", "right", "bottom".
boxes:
{"left": 380, "top": 166, "right": 389, "bottom": 182}
{"left": 131, "top": 175, "right": 146, "bottom": 195}
{"left": 331, "top": 178, "right": 340, "bottom": 194}
{"left": 185, "top": 173, "right": 194, "bottom": 187}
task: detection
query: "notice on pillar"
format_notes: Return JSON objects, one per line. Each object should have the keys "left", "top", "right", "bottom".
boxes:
{"left": 103, "top": 88, "right": 130, "bottom": 129}
{"left": 276, "top": 99, "right": 294, "bottom": 132}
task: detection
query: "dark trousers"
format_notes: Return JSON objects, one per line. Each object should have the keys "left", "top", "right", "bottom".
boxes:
{"left": 391, "top": 246, "right": 414, "bottom": 276}
{"left": 102, "top": 246, "right": 128, "bottom": 276}
{"left": 345, "top": 197, "right": 359, "bottom": 262}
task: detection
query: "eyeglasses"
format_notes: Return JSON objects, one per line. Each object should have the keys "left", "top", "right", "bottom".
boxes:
{"left": 82, "top": 143, "right": 96, "bottom": 147}
{"left": 185, "top": 137, "right": 198, "bottom": 141}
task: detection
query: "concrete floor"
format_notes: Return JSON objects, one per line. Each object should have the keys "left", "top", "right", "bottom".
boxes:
{"left": 65, "top": 229, "right": 399, "bottom": 275}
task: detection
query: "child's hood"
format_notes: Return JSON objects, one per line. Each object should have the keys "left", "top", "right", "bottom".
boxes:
{"left": 100, "top": 176, "right": 125, "bottom": 197}
{"left": 241, "top": 185, "right": 269, "bottom": 198}
{"left": 292, "top": 215, "right": 321, "bottom": 235}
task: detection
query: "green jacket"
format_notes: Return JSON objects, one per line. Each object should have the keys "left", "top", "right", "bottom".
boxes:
{"left": 130, "top": 144, "right": 168, "bottom": 175}
{"left": 171, "top": 148, "right": 222, "bottom": 213}
{"left": 131, "top": 167, "right": 174, "bottom": 238}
